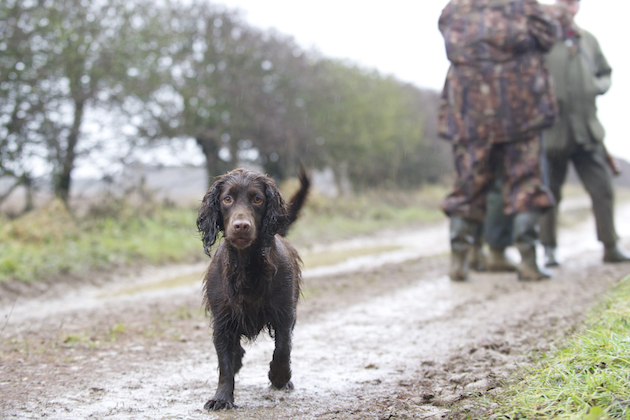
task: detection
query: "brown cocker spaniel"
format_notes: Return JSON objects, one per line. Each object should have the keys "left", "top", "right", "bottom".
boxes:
{"left": 196, "top": 167, "right": 309, "bottom": 410}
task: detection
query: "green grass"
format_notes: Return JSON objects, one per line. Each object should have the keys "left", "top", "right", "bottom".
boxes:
{"left": 491, "top": 275, "right": 630, "bottom": 419}
{"left": 0, "top": 199, "right": 201, "bottom": 283}
{"left": 286, "top": 184, "right": 446, "bottom": 246}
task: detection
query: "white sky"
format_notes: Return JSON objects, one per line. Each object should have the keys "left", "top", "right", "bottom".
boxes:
{"left": 215, "top": 0, "right": 630, "bottom": 161}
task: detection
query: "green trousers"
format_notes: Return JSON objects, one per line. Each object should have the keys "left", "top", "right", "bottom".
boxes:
{"left": 483, "top": 176, "right": 514, "bottom": 249}
{"left": 539, "top": 144, "right": 618, "bottom": 247}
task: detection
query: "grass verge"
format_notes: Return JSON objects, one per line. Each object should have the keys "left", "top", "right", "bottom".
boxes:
{"left": 284, "top": 183, "right": 446, "bottom": 247}
{"left": 0, "top": 199, "right": 202, "bottom": 283}
{"left": 488, "top": 275, "right": 630, "bottom": 419}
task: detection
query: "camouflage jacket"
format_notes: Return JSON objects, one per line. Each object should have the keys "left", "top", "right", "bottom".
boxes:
{"left": 437, "top": 0, "right": 559, "bottom": 143}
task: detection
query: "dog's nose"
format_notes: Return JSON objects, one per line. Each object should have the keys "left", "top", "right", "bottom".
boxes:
{"left": 232, "top": 220, "right": 251, "bottom": 232}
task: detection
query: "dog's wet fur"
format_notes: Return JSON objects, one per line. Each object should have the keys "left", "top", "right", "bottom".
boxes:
{"left": 196, "top": 168, "right": 309, "bottom": 410}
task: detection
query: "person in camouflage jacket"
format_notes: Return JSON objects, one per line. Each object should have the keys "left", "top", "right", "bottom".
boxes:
{"left": 438, "top": 0, "right": 558, "bottom": 281}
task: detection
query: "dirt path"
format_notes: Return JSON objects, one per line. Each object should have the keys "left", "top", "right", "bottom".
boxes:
{"left": 2, "top": 201, "right": 630, "bottom": 420}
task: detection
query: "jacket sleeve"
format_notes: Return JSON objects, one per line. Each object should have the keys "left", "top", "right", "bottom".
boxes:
{"left": 592, "top": 36, "right": 612, "bottom": 95}
{"left": 525, "top": 0, "right": 558, "bottom": 52}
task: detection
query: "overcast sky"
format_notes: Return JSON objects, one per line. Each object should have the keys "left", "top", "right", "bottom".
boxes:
{"left": 215, "top": 0, "right": 630, "bottom": 161}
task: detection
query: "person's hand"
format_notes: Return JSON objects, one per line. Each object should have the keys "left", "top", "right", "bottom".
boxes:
{"left": 605, "top": 151, "right": 622, "bottom": 176}
{"left": 594, "top": 77, "right": 611, "bottom": 95}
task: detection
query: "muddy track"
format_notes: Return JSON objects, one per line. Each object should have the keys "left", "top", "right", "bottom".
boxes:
{"left": 2, "top": 204, "right": 630, "bottom": 420}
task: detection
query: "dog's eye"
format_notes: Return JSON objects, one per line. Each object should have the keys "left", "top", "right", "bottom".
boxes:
{"left": 252, "top": 197, "right": 263, "bottom": 205}
{"left": 223, "top": 196, "right": 232, "bottom": 204}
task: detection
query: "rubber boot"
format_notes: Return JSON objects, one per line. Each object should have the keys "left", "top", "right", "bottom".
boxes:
{"left": 469, "top": 224, "right": 487, "bottom": 272}
{"left": 514, "top": 211, "right": 551, "bottom": 281}
{"left": 544, "top": 246, "right": 560, "bottom": 267}
{"left": 469, "top": 245, "right": 487, "bottom": 272}
{"left": 486, "top": 247, "right": 517, "bottom": 272}
{"left": 603, "top": 243, "right": 630, "bottom": 263}
{"left": 449, "top": 217, "right": 478, "bottom": 281}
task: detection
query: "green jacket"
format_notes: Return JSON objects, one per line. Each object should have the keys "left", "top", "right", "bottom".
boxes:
{"left": 544, "top": 27, "right": 612, "bottom": 152}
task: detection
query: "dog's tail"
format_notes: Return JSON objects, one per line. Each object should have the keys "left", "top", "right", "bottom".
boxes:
{"left": 279, "top": 165, "right": 310, "bottom": 237}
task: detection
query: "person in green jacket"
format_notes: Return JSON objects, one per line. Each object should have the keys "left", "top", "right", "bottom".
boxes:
{"left": 540, "top": 0, "right": 630, "bottom": 266}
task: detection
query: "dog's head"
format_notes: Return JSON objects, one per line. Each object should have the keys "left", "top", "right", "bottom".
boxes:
{"left": 197, "top": 168, "right": 290, "bottom": 255}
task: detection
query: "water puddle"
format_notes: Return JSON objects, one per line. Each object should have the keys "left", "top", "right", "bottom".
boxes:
{"left": 100, "top": 272, "right": 202, "bottom": 297}
{"left": 301, "top": 244, "right": 403, "bottom": 268}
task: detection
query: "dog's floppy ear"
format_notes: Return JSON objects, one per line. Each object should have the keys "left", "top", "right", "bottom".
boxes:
{"left": 261, "top": 177, "right": 290, "bottom": 246}
{"left": 197, "top": 177, "right": 225, "bottom": 256}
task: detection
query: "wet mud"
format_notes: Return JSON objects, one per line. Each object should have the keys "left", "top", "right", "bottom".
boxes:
{"left": 2, "top": 202, "right": 630, "bottom": 419}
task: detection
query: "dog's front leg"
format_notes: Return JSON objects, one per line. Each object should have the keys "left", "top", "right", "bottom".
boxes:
{"left": 205, "top": 329, "right": 239, "bottom": 410}
{"left": 269, "top": 319, "right": 294, "bottom": 390}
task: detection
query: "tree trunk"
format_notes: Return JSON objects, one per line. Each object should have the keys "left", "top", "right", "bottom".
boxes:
{"left": 197, "top": 136, "right": 231, "bottom": 189}
{"left": 56, "top": 100, "right": 84, "bottom": 204}
{"left": 23, "top": 174, "right": 34, "bottom": 213}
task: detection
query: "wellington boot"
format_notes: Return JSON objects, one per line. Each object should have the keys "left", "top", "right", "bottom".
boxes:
{"left": 514, "top": 211, "right": 551, "bottom": 281}
{"left": 469, "top": 245, "right": 487, "bottom": 272}
{"left": 544, "top": 246, "right": 560, "bottom": 267}
{"left": 603, "top": 244, "right": 630, "bottom": 263}
{"left": 486, "top": 247, "right": 517, "bottom": 272}
{"left": 517, "top": 245, "right": 551, "bottom": 280}
{"left": 449, "top": 249, "right": 469, "bottom": 281}
{"left": 449, "top": 217, "right": 479, "bottom": 281}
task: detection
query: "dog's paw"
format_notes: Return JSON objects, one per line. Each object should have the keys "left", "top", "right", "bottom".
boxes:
{"left": 271, "top": 380, "right": 294, "bottom": 391}
{"left": 204, "top": 398, "right": 234, "bottom": 411}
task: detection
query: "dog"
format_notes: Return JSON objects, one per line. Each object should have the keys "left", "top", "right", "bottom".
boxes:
{"left": 196, "top": 167, "right": 310, "bottom": 410}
